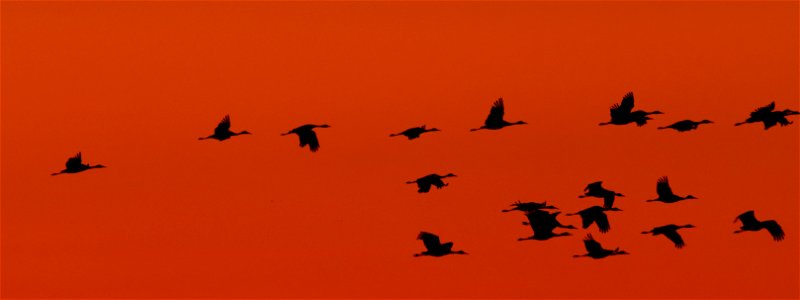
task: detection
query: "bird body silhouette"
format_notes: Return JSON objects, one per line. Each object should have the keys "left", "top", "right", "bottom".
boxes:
{"left": 642, "top": 224, "right": 695, "bottom": 248}
{"left": 518, "top": 210, "right": 575, "bottom": 241}
{"left": 646, "top": 176, "right": 697, "bottom": 204}
{"left": 567, "top": 206, "right": 621, "bottom": 233}
{"left": 470, "top": 98, "right": 527, "bottom": 131}
{"left": 414, "top": 232, "right": 467, "bottom": 257}
{"left": 501, "top": 201, "right": 557, "bottom": 213}
{"left": 406, "top": 173, "right": 456, "bottom": 193}
{"left": 599, "top": 92, "right": 663, "bottom": 126}
{"left": 199, "top": 115, "right": 251, "bottom": 141}
{"left": 734, "top": 211, "right": 784, "bottom": 241}
{"left": 282, "top": 124, "right": 330, "bottom": 152}
{"left": 573, "top": 234, "right": 629, "bottom": 259}
{"left": 735, "top": 102, "right": 799, "bottom": 129}
{"left": 51, "top": 152, "right": 106, "bottom": 175}
{"left": 579, "top": 181, "right": 624, "bottom": 209}
{"left": 390, "top": 125, "right": 440, "bottom": 140}
{"left": 658, "top": 119, "right": 713, "bottom": 132}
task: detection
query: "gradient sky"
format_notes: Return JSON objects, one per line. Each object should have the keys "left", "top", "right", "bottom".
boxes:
{"left": 2, "top": 1, "right": 798, "bottom": 299}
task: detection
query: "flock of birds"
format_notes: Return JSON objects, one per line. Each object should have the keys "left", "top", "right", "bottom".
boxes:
{"left": 50, "top": 92, "right": 795, "bottom": 259}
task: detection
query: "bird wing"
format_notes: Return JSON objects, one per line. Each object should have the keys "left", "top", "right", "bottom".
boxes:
{"left": 735, "top": 210, "right": 757, "bottom": 225}
{"left": 306, "top": 130, "right": 320, "bottom": 152}
{"left": 603, "top": 193, "right": 615, "bottom": 209}
{"left": 610, "top": 92, "right": 635, "bottom": 118}
{"left": 595, "top": 212, "right": 611, "bottom": 233}
{"left": 662, "top": 230, "right": 686, "bottom": 248}
{"left": 751, "top": 101, "right": 775, "bottom": 117}
{"left": 762, "top": 220, "right": 785, "bottom": 241}
{"left": 418, "top": 232, "right": 442, "bottom": 251}
{"left": 430, "top": 177, "right": 446, "bottom": 188}
{"left": 66, "top": 152, "right": 83, "bottom": 169}
{"left": 485, "top": 98, "right": 505, "bottom": 125}
{"left": 656, "top": 176, "right": 673, "bottom": 198}
{"left": 580, "top": 213, "right": 593, "bottom": 229}
{"left": 584, "top": 234, "right": 603, "bottom": 253}
{"left": 214, "top": 115, "right": 231, "bottom": 136}
{"left": 585, "top": 181, "right": 602, "bottom": 193}
{"left": 417, "top": 181, "right": 432, "bottom": 193}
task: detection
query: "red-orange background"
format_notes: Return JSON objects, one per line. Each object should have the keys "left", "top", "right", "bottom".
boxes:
{"left": 2, "top": 2, "right": 798, "bottom": 298}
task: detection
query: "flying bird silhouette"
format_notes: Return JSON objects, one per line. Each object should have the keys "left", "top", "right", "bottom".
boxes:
{"left": 281, "top": 124, "right": 330, "bottom": 152}
{"left": 599, "top": 92, "right": 663, "bottom": 126}
{"left": 501, "top": 201, "right": 557, "bottom": 213}
{"left": 579, "top": 181, "right": 624, "bottom": 209}
{"left": 642, "top": 224, "right": 695, "bottom": 248}
{"left": 406, "top": 173, "right": 456, "bottom": 193}
{"left": 646, "top": 176, "right": 697, "bottom": 204}
{"left": 658, "top": 119, "right": 713, "bottom": 132}
{"left": 199, "top": 115, "right": 251, "bottom": 141}
{"left": 734, "top": 211, "right": 784, "bottom": 241}
{"left": 51, "top": 152, "right": 106, "bottom": 176}
{"left": 573, "top": 234, "right": 629, "bottom": 259}
{"left": 518, "top": 210, "right": 575, "bottom": 241}
{"left": 470, "top": 98, "right": 527, "bottom": 131}
{"left": 390, "top": 125, "right": 440, "bottom": 140}
{"left": 414, "top": 232, "right": 467, "bottom": 257}
{"left": 566, "top": 206, "right": 621, "bottom": 233}
{"left": 735, "top": 102, "right": 799, "bottom": 129}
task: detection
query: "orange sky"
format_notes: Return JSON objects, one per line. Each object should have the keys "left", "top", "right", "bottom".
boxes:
{"left": 2, "top": 1, "right": 798, "bottom": 299}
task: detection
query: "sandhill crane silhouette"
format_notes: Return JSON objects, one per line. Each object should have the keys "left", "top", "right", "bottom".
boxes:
{"left": 281, "top": 124, "right": 330, "bottom": 152}
{"left": 734, "top": 211, "right": 784, "bottom": 241}
{"left": 599, "top": 92, "right": 663, "bottom": 126}
{"left": 51, "top": 152, "right": 106, "bottom": 176}
{"left": 390, "top": 125, "right": 440, "bottom": 140}
{"left": 406, "top": 173, "right": 456, "bottom": 193}
{"left": 518, "top": 210, "right": 575, "bottom": 241}
{"left": 658, "top": 119, "right": 713, "bottom": 132}
{"left": 573, "top": 234, "right": 629, "bottom": 259}
{"left": 470, "top": 98, "right": 527, "bottom": 131}
{"left": 198, "top": 115, "right": 251, "bottom": 141}
{"left": 501, "top": 201, "right": 557, "bottom": 213}
{"left": 642, "top": 224, "right": 695, "bottom": 248}
{"left": 646, "top": 176, "right": 697, "bottom": 204}
{"left": 735, "top": 102, "right": 799, "bottom": 129}
{"left": 414, "top": 232, "right": 467, "bottom": 257}
{"left": 567, "top": 206, "right": 621, "bottom": 233}
{"left": 579, "top": 181, "right": 624, "bottom": 209}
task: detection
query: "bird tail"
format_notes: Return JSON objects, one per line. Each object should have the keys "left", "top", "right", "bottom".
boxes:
{"left": 734, "top": 121, "right": 745, "bottom": 126}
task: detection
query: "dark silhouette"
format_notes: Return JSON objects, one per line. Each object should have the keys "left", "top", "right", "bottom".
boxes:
{"left": 599, "top": 92, "right": 663, "bottom": 126}
{"left": 642, "top": 224, "right": 695, "bottom": 248}
{"left": 414, "top": 232, "right": 468, "bottom": 257}
{"left": 579, "top": 181, "right": 624, "bottom": 209}
{"left": 390, "top": 125, "right": 440, "bottom": 140}
{"left": 501, "top": 201, "right": 557, "bottom": 213}
{"left": 199, "top": 115, "right": 251, "bottom": 141}
{"left": 518, "top": 210, "right": 575, "bottom": 241}
{"left": 470, "top": 98, "right": 527, "bottom": 131}
{"left": 51, "top": 152, "right": 106, "bottom": 176}
{"left": 573, "top": 234, "right": 629, "bottom": 259}
{"left": 566, "top": 206, "right": 621, "bottom": 233}
{"left": 646, "top": 176, "right": 697, "bottom": 204}
{"left": 658, "top": 119, "right": 713, "bottom": 132}
{"left": 406, "top": 173, "right": 456, "bottom": 193}
{"left": 735, "top": 102, "right": 799, "bottom": 129}
{"left": 281, "top": 124, "right": 330, "bottom": 152}
{"left": 734, "top": 211, "right": 784, "bottom": 241}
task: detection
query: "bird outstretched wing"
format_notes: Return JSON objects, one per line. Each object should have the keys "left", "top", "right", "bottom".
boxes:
{"left": 595, "top": 212, "right": 611, "bottom": 233}
{"left": 662, "top": 230, "right": 686, "bottom": 248}
{"left": 762, "top": 220, "right": 784, "bottom": 241}
{"left": 418, "top": 232, "right": 442, "bottom": 251}
{"left": 416, "top": 181, "right": 432, "bottom": 193}
{"left": 603, "top": 193, "right": 615, "bottom": 209}
{"left": 656, "top": 176, "right": 673, "bottom": 198}
{"left": 66, "top": 152, "right": 83, "bottom": 169}
{"left": 751, "top": 102, "right": 775, "bottom": 117}
{"left": 583, "top": 234, "right": 602, "bottom": 253}
{"left": 306, "top": 130, "right": 320, "bottom": 152}
{"left": 485, "top": 98, "right": 505, "bottom": 125}
{"left": 585, "top": 181, "right": 602, "bottom": 193}
{"left": 214, "top": 115, "right": 232, "bottom": 136}
{"left": 580, "top": 212, "right": 594, "bottom": 229}
{"left": 610, "top": 92, "right": 634, "bottom": 118}
{"left": 735, "top": 210, "right": 757, "bottom": 225}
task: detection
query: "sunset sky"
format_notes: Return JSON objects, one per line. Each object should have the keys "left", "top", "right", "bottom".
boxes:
{"left": 2, "top": 1, "right": 798, "bottom": 298}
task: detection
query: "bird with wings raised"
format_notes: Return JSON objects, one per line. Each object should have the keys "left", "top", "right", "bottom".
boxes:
{"left": 389, "top": 125, "right": 440, "bottom": 140}
{"left": 470, "top": 98, "right": 527, "bottom": 131}
{"left": 573, "top": 234, "right": 629, "bottom": 259}
{"left": 734, "top": 211, "right": 784, "bottom": 241}
{"left": 199, "top": 115, "right": 251, "bottom": 141}
{"left": 735, "top": 102, "right": 799, "bottom": 130}
{"left": 599, "top": 92, "right": 663, "bottom": 126}
{"left": 646, "top": 176, "right": 697, "bottom": 204}
{"left": 281, "top": 124, "right": 330, "bottom": 152}
{"left": 642, "top": 224, "right": 695, "bottom": 249}
{"left": 414, "top": 232, "right": 467, "bottom": 257}
{"left": 51, "top": 152, "right": 106, "bottom": 176}
{"left": 579, "top": 181, "right": 624, "bottom": 209}
{"left": 406, "top": 173, "right": 456, "bottom": 193}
